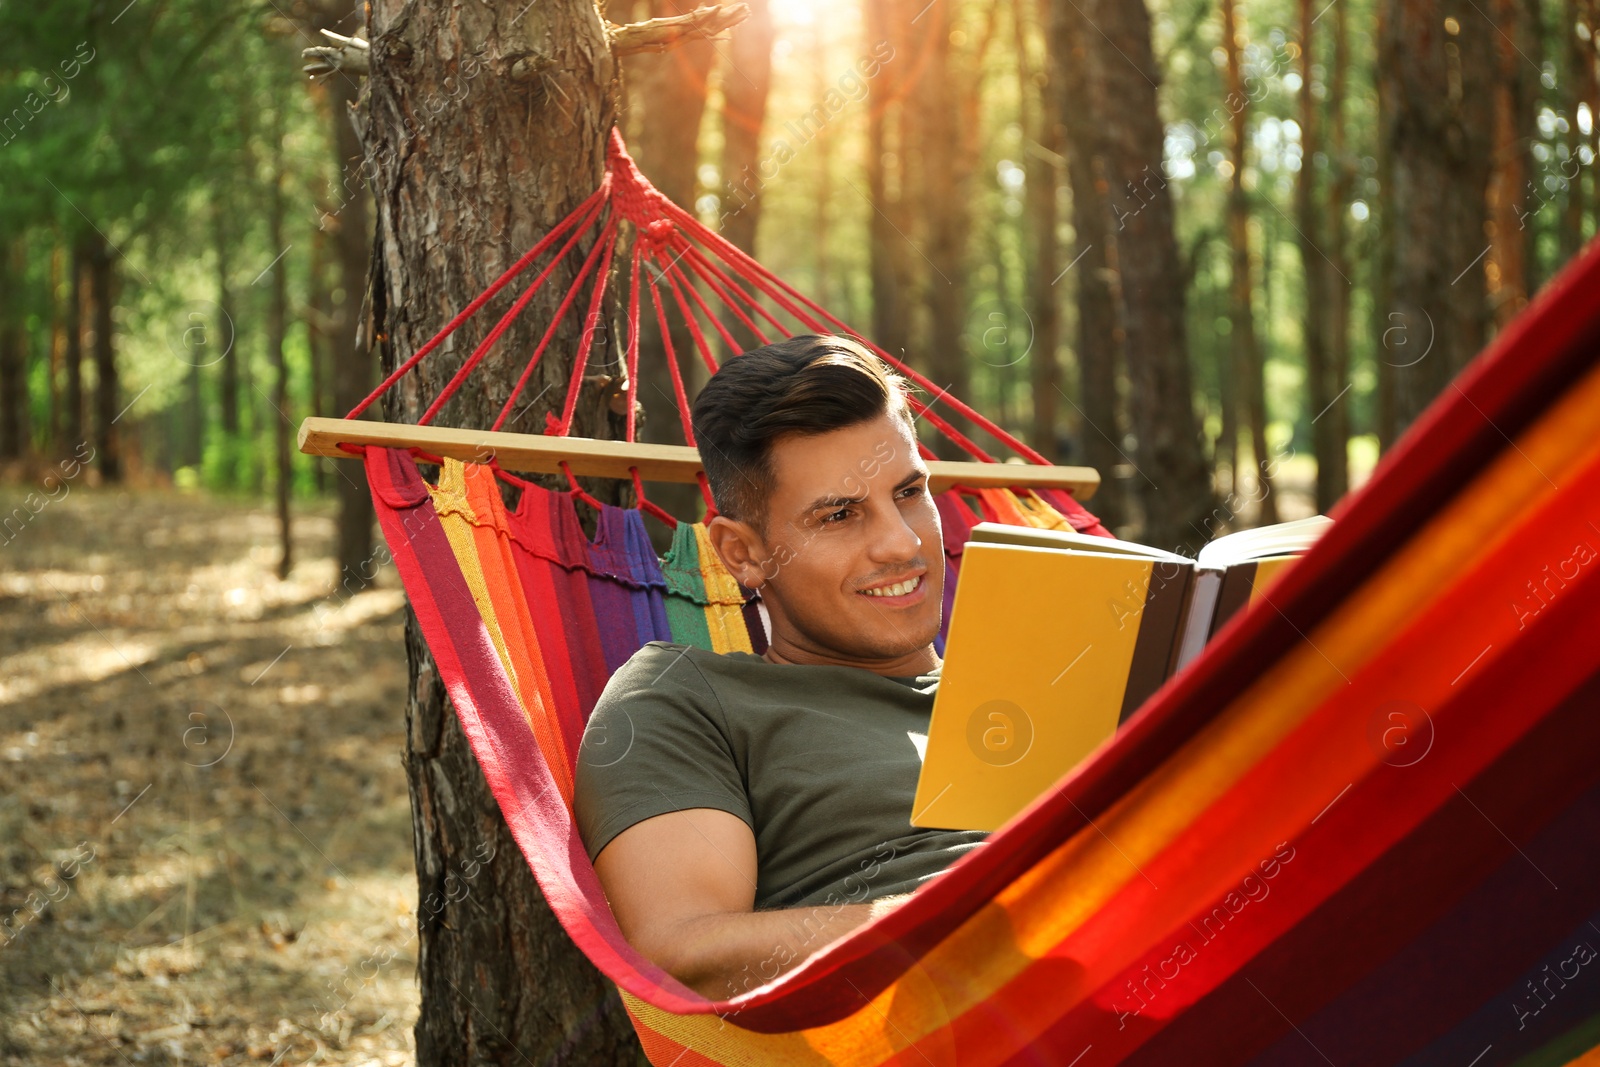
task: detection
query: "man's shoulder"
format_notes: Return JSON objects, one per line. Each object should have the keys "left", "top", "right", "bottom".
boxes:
{"left": 609, "top": 641, "right": 713, "bottom": 692}
{"left": 591, "top": 643, "right": 730, "bottom": 729}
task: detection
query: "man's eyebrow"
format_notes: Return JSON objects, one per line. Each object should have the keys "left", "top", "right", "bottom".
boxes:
{"left": 800, "top": 489, "right": 866, "bottom": 514}
{"left": 798, "top": 467, "right": 930, "bottom": 515}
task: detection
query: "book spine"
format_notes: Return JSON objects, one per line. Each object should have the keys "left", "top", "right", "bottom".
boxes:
{"left": 1119, "top": 561, "right": 1194, "bottom": 722}
{"left": 1208, "top": 561, "right": 1261, "bottom": 641}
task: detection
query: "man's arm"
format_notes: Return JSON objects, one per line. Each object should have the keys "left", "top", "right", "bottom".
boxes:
{"left": 593, "top": 807, "right": 908, "bottom": 999}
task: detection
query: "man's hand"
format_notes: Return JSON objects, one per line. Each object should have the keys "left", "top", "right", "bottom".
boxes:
{"left": 593, "top": 808, "right": 906, "bottom": 999}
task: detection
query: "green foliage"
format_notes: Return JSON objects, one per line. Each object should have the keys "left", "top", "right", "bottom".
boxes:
{"left": 2, "top": 0, "right": 1594, "bottom": 511}
{"left": 1, "top": 1, "right": 340, "bottom": 496}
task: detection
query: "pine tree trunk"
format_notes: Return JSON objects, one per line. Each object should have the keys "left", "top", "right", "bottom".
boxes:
{"left": 1321, "top": 0, "right": 1352, "bottom": 505}
{"left": 917, "top": 1, "right": 975, "bottom": 456}
{"left": 324, "top": 56, "right": 378, "bottom": 585}
{"left": 810, "top": 24, "right": 833, "bottom": 307}
{"left": 269, "top": 123, "right": 293, "bottom": 581}
{"left": 1296, "top": 0, "right": 1336, "bottom": 511}
{"left": 1223, "top": 0, "right": 1276, "bottom": 526}
{"left": 307, "top": 221, "right": 330, "bottom": 494}
{"left": 1373, "top": 0, "right": 1398, "bottom": 452}
{"left": 308, "top": 2, "right": 380, "bottom": 584}
{"left": 88, "top": 234, "right": 120, "bottom": 483}
{"left": 1050, "top": 0, "right": 1126, "bottom": 529}
{"left": 1559, "top": 0, "right": 1589, "bottom": 264}
{"left": 718, "top": 0, "right": 773, "bottom": 259}
{"left": 1076, "top": 0, "right": 1212, "bottom": 548}
{"left": 866, "top": 0, "right": 915, "bottom": 367}
{"left": 1379, "top": 0, "right": 1494, "bottom": 431}
{"left": 358, "top": 0, "right": 641, "bottom": 1059}
{"left": 1486, "top": 0, "right": 1534, "bottom": 324}
{"left": 64, "top": 239, "right": 85, "bottom": 453}
{"left": 0, "top": 239, "right": 25, "bottom": 461}
{"left": 1016, "top": 0, "right": 1062, "bottom": 464}
{"left": 624, "top": 0, "right": 716, "bottom": 531}
{"left": 215, "top": 204, "right": 240, "bottom": 437}
{"left": 47, "top": 243, "right": 63, "bottom": 453}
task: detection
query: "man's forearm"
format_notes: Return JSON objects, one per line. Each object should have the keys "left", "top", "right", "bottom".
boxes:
{"left": 659, "top": 894, "right": 909, "bottom": 999}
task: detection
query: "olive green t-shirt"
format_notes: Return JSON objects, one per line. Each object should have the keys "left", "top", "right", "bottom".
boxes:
{"left": 574, "top": 641, "right": 988, "bottom": 911}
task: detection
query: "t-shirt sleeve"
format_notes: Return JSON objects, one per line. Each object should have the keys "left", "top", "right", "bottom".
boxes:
{"left": 574, "top": 643, "right": 751, "bottom": 862}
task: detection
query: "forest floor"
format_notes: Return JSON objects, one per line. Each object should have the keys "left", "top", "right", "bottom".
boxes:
{"left": 0, "top": 483, "right": 418, "bottom": 1066}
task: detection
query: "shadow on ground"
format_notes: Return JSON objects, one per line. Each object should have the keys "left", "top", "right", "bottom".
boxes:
{"left": 1, "top": 486, "right": 419, "bottom": 1066}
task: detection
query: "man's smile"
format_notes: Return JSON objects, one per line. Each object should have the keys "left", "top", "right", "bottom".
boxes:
{"left": 856, "top": 571, "right": 929, "bottom": 603}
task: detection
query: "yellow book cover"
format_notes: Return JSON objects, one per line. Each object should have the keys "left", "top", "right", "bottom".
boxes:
{"left": 911, "top": 543, "right": 1188, "bottom": 832}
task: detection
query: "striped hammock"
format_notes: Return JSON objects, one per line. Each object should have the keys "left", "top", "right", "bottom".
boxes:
{"left": 335, "top": 131, "right": 1600, "bottom": 1063}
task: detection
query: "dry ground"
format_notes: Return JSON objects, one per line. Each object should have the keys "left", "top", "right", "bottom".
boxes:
{"left": 0, "top": 484, "right": 419, "bottom": 1066}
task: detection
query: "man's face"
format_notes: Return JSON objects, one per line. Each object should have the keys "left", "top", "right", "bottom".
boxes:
{"left": 741, "top": 411, "right": 944, "bottom": 665}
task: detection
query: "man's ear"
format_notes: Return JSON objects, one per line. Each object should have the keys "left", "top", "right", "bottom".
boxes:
{"left": 705, "top": 514, "right": 768, "bottom": 589}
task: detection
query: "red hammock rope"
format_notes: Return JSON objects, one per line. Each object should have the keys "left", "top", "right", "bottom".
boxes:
{"left": 346, "top": 127, "right": 1063, "bottom": 515}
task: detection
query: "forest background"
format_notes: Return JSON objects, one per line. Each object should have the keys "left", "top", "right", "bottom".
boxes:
{"left": 0, "top": 0, "right": 1595, "bottom": 1061}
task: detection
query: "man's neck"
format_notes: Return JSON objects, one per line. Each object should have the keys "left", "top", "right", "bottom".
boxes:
{"left": 761, "top": 635, "right": 942, "bottom": 678}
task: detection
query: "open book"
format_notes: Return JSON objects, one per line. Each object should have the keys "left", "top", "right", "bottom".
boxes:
{"left": 911, "top": 515, "right": 1331, "bottom": 832}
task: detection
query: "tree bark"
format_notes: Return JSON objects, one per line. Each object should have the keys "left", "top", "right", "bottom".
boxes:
{"left": 717, "top": 0, "right": 773, "bottom": 259}
{"left": 1379, "top": 0, "right": 1495, "bottom": 432}
{"left": 809, "top": 23, "right": 833, "bottom": 307}
{"left": 1296, "top": 0, "right": 1337, "bottom": 511}
{"left": 359, "top": 0, "right": 641, "bottom": 1059}
{"left": 624, "top": 0, "right": 717, "bottom": 531}
{"left": 0, "top": 238, "right": 26, "bottom": 461}
{"left": 88, "top": 234, "right": 120, "bottom": 483}
{"left": 215, "top": 202, "right": 240, "bottom": 437}
{"left": 1016, "top": 0, "right": 1062, "bottom": 464}
{"left": 1321, "top": 0, "right": 1352, "bottom": 505}
{"left": 64, "top": 239, "right": 85, "bottom": 452}
{"left": 1050, "top": 0, "right": 1127, "bottom": 529}
{"left": 312, "top": 2, "right": 379, "bottom": 586}
{"left": 866, "top": 0, "right": 915, "bottom": 369}
{"left": 269, "top": 119, "right": 294, "bottom": 581}
{"left": 47, "top": 242, "right": 64, "bottom": 453}
{"left": 1559, "top": 0, "right": 1588, "bottom": 264}
{"left": 1223, "top": 0, "right": 1276, "bottom": 526}
{"left": 307, "top": 220, "right": 330, "bottom": 494}
{"left": 1560, "top": 0, "right": 1597, "bottom": 265}
{"left": 1486, "top": 0, "right": 1536, "bottom": 324}
{"left": 917, "top": 0, "right": 974, "bottom": 456}
{"left": 1076, "top": 0, "right": 1212, "bottom": 548}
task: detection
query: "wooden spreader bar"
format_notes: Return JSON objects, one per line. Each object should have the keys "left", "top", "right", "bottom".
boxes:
{"left": 298, "top": 417, "right": 1102, "bottom": 498}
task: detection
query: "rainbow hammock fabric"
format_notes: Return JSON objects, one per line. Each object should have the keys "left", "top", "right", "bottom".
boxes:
{"left": 363, "top": 236, "right": 1600, "bottom": 1065}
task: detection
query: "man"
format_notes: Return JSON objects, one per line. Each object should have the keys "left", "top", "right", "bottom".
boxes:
{"left": 574, "top": 334, "right": 987, "bottom": 1000}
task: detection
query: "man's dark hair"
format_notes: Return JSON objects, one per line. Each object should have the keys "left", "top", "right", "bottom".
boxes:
{"left": 690, "top": 334, "right": 914, "bottom": 528}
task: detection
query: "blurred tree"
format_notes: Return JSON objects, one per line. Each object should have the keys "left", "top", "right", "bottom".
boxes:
{"left": 1014, "top": 0, "right": 1063, "bottom": 465}
{"left": 1559, "top": 0, "right": 1596, "bottom": 264}
{"left": 719, "top": 0, "right": 774, "bottom": 259}
{"left": 1319, "top": 0, "right": 1354, "bottom": 507}
{"left": 622, "top": 0, "right": 719, "bottom": 533}
{"left": 87, "top": 234, "right": 118, "bottom": 481}
{"left": 915, "top": 1, "right": 1003, "bottom": 456}
{"left": 866, "top": 0, "right": 917, "bottom": 368}
{"left": 62, "top": 240, "right": 85, "bottom": 452}
{"left": 1485, "top": 0, "right": 1538, "bottom": 323}
{"left": 266, "top": 105, "right": 293, "bottom": 579}
{"left": 1379, "top": 0, "right": 1495, "bottom": 434}
{"left": 305, "top": 0, "right": 379, "bottom": 587}
{"left": 1297, "top": 0, "right": 1338, "bottom": 510}
{"left": 1049, "top": 0, "right": 1127, "bottom": 529}
{"left": 1073, "top": 0, "right": 1213, "bottom": 547}
{"left": 1222, "top": 0, "right": 1277, "bottom": 524}
{"left": 0, "top": 238, "right": 25, "bottom": 460}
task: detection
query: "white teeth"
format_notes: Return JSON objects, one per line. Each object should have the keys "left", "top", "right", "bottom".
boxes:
{"left": 863, "top": 576, "right": 919, "bottom": 598}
